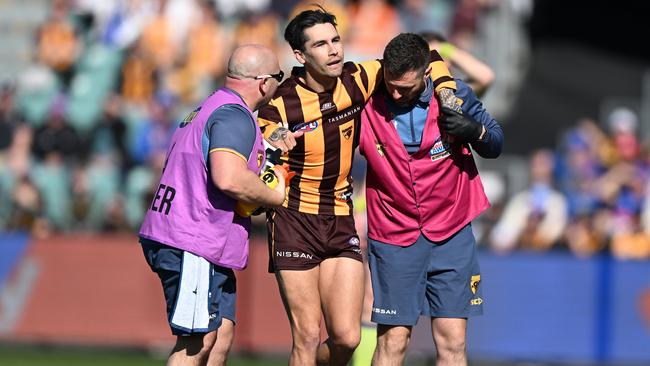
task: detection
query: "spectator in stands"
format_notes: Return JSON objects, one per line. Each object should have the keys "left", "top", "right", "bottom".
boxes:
{"left": 595, "top": 109, "right": 650, "bottom": 259}
{"left": 289, "top": 0, "right": 349, "bottom": 39}
{"left": 139, "top": 0, "right": 177, "bottom": 70}
{"left": 86, "top": 94, "right": 131, "bottom": 172}
{"left": 120, "top": 41, "right": 158, "bottom": 106}
{"left": 555, "top": 121, "right": 607, "bottom": 256}
{"left": 421, "top": 31, "right": 494, "bottom": 97}
{"left": 185, "top": 1, "right": 230, "bottom": 83}
{"left": 7, "top": 174, "right": 46, "bottom": 235}
{"left": 31, "top": 95, "right": 81, "bottom": 162}
{"left": 490, "top": 149, "right": 568, "bottom": 252}
{"left": 398, "top": 0, "right": 453, "bottom": 35}
{"left": 130, "top": 94, "right": 176, "bottom": 166}
{"left": 0, "top": 84, "right": 18, "bottom": 148}
{"left": 346, "top": 0, "right": 402, "bottom": 60}
{"left": 233, "top": 10, "right": 281, "bottom": 53}
{"left": 36, "top": 0, "right": 80, "bottom": 89}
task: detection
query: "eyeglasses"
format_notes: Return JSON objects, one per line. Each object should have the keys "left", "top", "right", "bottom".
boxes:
{"left": 254, "top": 70, "right": 284, "bottom": 82}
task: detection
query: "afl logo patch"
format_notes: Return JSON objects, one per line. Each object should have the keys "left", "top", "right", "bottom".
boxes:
{"left": 335, "top": 191, "right": 353, "bottom": 202}
{"left": 429, "top": 137, "right": 451, "bottom": 161}
{"left": 293, "top": 121, "right": 318, "bottom": 133}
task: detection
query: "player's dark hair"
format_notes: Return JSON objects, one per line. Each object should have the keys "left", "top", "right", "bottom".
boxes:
{"left": 383, "top": 33, "right": 431, "bottom": 77}
{"left": 284, "top": 5, "right": 337, "bottom": 51}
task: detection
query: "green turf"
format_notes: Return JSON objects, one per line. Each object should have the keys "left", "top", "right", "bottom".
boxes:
{"left": 0, "top": 347, "right": 286, "bottom": 366}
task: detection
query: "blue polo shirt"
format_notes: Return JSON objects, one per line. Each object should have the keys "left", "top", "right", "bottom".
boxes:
{"left": 386, "top": 78, "right": 434, "bottom": 154}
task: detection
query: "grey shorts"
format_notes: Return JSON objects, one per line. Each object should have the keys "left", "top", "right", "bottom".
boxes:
{"left": 368, "top": 224, "right": 483, "bottom": 326}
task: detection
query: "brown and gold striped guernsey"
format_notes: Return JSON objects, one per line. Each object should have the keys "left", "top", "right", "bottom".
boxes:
{"left": 258, "top": 51, "right": 456, "bottom": 216}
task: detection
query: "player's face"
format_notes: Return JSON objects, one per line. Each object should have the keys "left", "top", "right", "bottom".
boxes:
{"left": 384, "top": 68, "right": 428, "bottom": 107}
{"left": 295, "top": 23, "right": 344, "bottom": 78}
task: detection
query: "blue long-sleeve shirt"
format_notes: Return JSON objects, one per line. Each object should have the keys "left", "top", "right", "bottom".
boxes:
{"left": 387, "top": 78, "right": 503, "bottom": 158}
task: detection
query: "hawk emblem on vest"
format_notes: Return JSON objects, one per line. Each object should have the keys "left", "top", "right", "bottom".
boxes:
{"left": 376, "top": 143, "right": 385, "bottom": 157}
{"left": 257, "top": 151, "right": 264, "bottom": 167}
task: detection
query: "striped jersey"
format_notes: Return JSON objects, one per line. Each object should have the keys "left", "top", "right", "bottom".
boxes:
{"left": 258, "top": 51, "right": 456, "bottom": 216}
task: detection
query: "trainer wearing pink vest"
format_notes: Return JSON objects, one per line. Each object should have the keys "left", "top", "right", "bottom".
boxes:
{"left": 139, "top": 45, "right": 286, "bottom": 366}
{"left": 359, "top": 33, "right": 503, "bottom": 366}
{"left": 360, "top": 85, "right": 490, "bottom": 245}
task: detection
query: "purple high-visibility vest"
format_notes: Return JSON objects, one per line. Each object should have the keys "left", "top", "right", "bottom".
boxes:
{"left": 140, "top": 88, "right": 265, "bottom": 269}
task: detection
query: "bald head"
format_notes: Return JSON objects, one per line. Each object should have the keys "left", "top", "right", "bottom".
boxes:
{"left": 225, "top": 44, "right": 282, "bottom": 111}
{"left": 227, "top": 44, "right": 279, "bottom": 80}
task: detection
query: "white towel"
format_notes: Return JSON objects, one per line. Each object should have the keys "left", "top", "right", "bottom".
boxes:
{"left": 170, "top": 251, "right": 211, "bottom": 331}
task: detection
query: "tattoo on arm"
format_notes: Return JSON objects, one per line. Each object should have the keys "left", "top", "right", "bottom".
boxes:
{"left": 269, "top": 127, "right": 289, "bottom": 142}
{"left": 438, "top": 88, "right": 463, "bottom": 114}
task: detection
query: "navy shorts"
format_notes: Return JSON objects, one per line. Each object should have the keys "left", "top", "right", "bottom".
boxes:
{"left": 141, "top": 239, "right": 236, "bottom": 336}
{"left": 368, "top": 224, "right": 483, "bottom": 326}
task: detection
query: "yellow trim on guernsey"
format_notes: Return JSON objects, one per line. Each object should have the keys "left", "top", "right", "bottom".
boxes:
{"left": 209, "top": 148, "right": 248, "bottom": 163}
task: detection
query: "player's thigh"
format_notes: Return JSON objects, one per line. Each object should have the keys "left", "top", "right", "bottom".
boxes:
{"left": 214, "top": 318, "right": 235, "bottom": 351}
{"left": 431, "top": 317, "right": 467, "bottom": 348}
{"left": 319, "top": 257, "right": 365, "bottom": 332}
{"left": 275, "top": 267, "right": 323, "bottom": 329}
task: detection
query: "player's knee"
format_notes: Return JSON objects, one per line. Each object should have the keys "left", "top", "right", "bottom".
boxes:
{"left": 378, "top": 328, "right": 409, "bottom": 356}
{"left": 437, "top": 337, "right": 466, "bottom": 359}
{"left": 294, "top": 325, "right": 322, "bottom": 351}
{"left": 331, "top": 330, "right": 361, "bottom": 352}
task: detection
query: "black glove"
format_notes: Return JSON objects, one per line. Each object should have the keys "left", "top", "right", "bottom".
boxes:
{"left": 438, "top": 106, "right": 483, "bottom": 142}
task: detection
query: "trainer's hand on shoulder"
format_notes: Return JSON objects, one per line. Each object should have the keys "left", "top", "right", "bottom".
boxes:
{"left": 438, "top": 106, "right": 484, "bottom": 142}
{"left": 267, "top": 127, "right": 305, "bottom": 153}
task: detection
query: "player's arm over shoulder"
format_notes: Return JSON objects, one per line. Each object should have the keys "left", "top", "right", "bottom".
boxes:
{"left": 361, "top": 50, "right": 457, "bottom": 101}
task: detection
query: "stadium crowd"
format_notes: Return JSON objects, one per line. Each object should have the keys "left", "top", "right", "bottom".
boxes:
{"left": 0, "top": 0, "right": 648, "bottom": 260}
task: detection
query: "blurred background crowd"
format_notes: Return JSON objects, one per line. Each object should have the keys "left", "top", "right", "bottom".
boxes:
{"left": 0, "top": 0, "right": 649, "bottom": 262}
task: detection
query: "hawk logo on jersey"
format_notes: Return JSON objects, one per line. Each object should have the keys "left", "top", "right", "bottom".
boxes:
{"left": 179, "top": 107, "right": 201, "bottom": 128}
{"left": 293, "top": 121, "right": 319, "bottom": 133}
{"left": 470, "top": 275, "right": 481, "bottom": 294}
{"left": 430, "top": 137, "right": 451, "bottom": 161}
{"left": 376, "top": 143, "right": 385, "bottom": 157}
{"left": 341, "top": 126, "right": 353, "bottom": 140}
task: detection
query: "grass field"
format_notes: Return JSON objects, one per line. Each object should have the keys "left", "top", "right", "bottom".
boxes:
{"left": 0, "top": 347, "right": 287, "bottom": 366}
{"left": 3, "top": 347, "right": 625, "bottom": 366}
